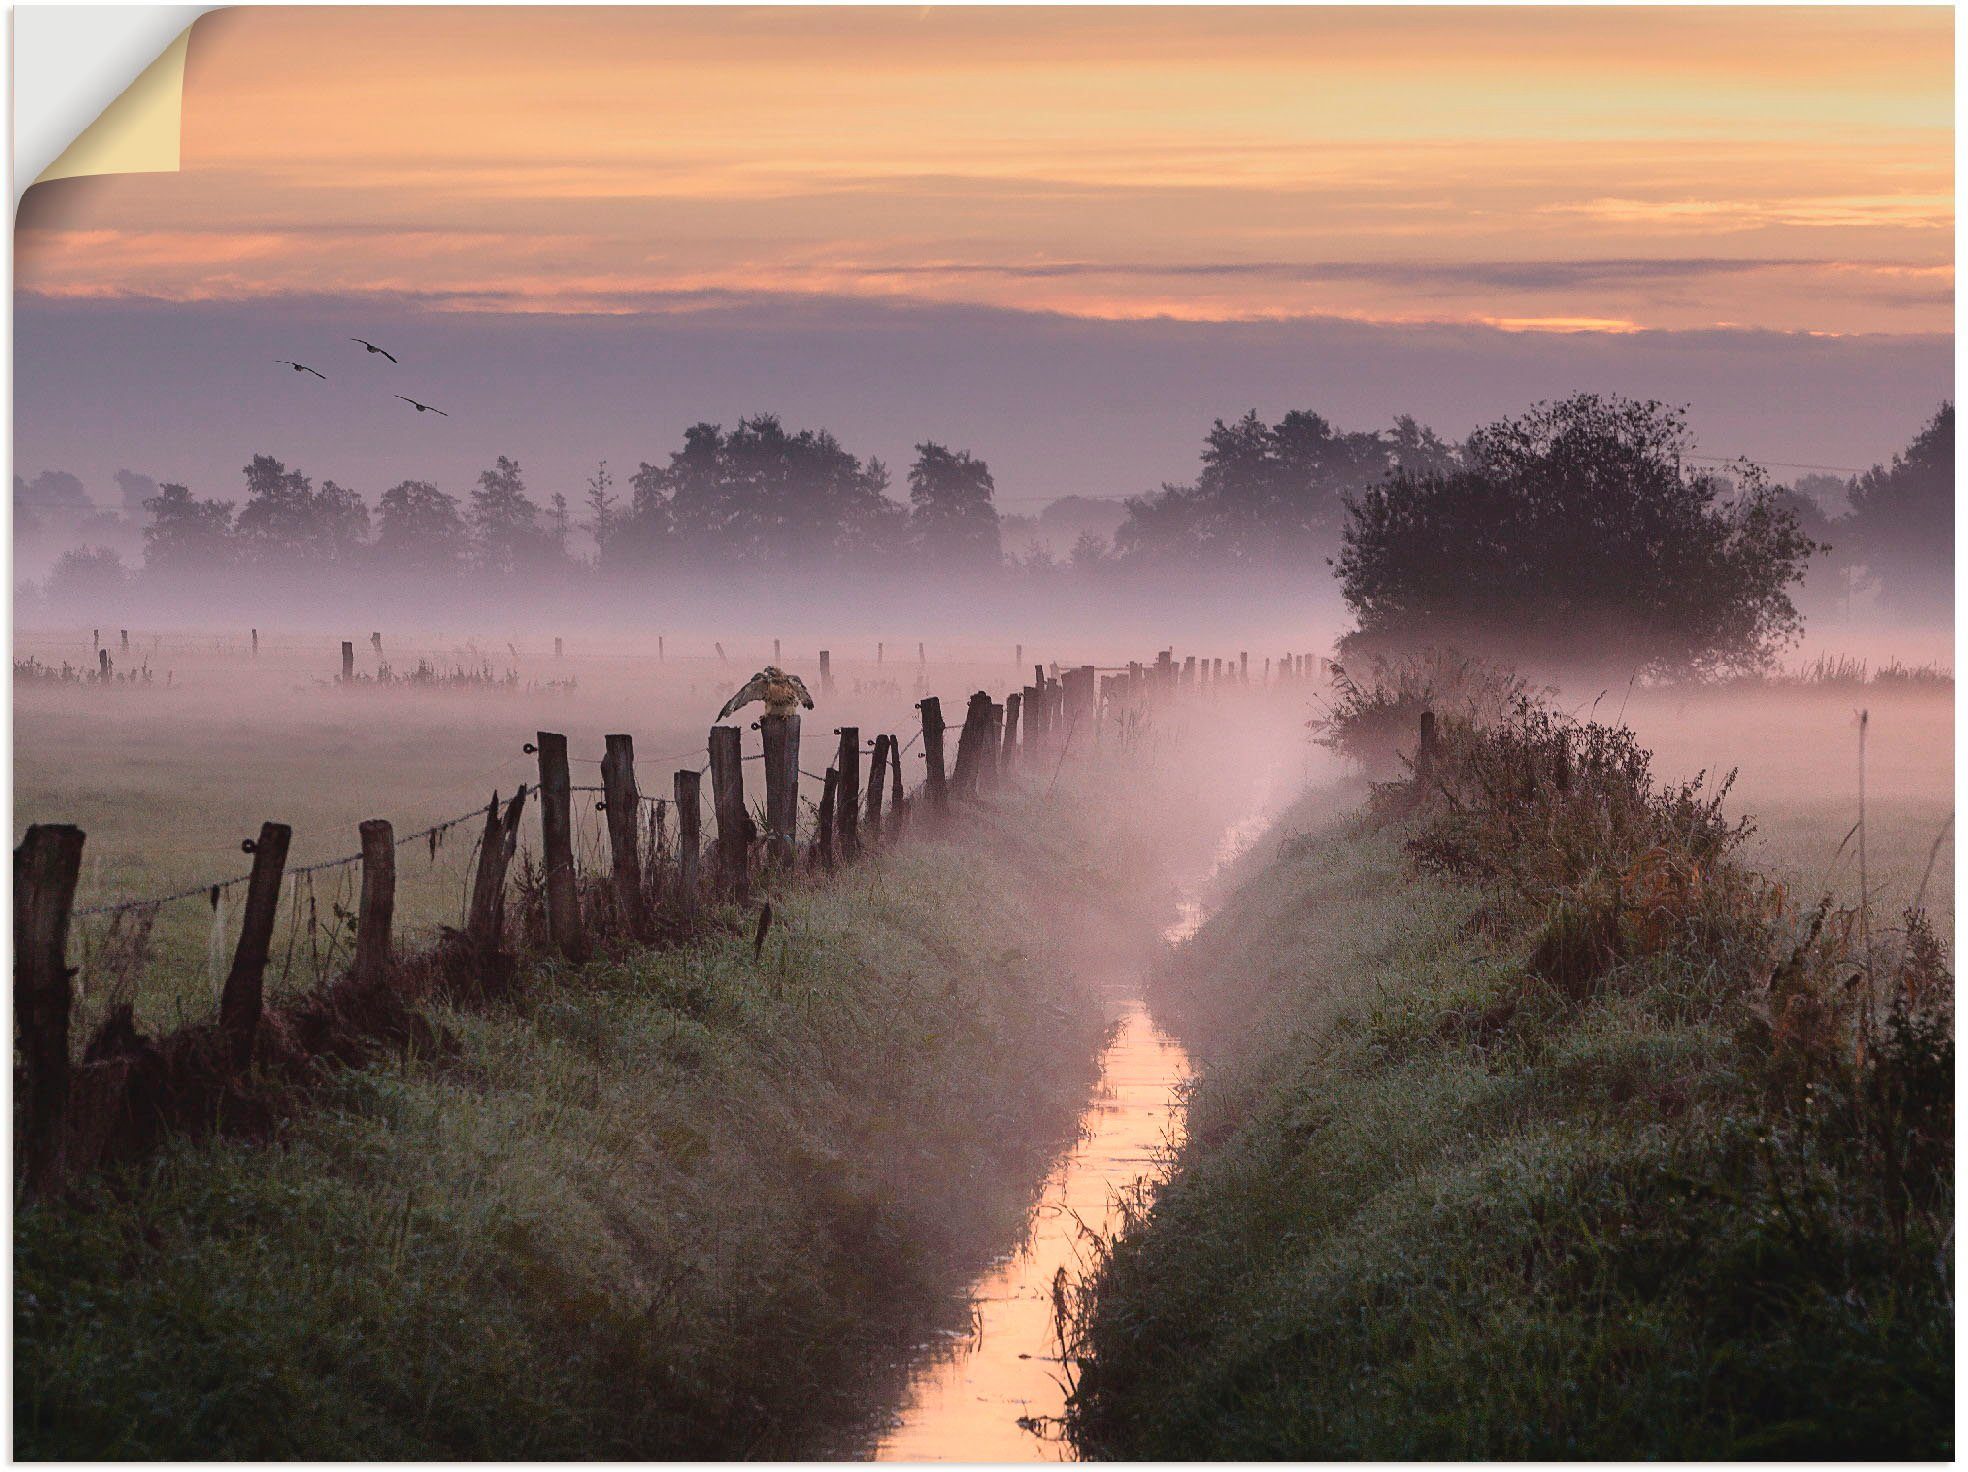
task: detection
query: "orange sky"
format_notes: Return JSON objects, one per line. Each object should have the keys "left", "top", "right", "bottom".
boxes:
{"left": 16, "top": 5, "right": 1955, "bottom": 334}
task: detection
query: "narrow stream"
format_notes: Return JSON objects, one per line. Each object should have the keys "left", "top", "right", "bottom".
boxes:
{"left": 870, "top": 802, "right": 1279, "bottom": 1461}
{"left": 870, "top": 998, "right": 1192, "bottom": 1462}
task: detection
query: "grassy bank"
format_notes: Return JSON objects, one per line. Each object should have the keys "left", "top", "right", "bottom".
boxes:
{"left": 18, "top": 793, "right": 1117, "bottom": 1458}
{"left": 1065, "top": 708, "right": 1952, "bottom": 1458}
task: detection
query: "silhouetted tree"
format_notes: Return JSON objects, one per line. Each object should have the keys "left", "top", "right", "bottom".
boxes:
{"left": 583, "top": 461, "right": 618, "bottom": 564}
{"left": 1843, "top": 403, "right": 1952, "bottom": 615}
{"left": 648, "top": 415, "right": 899, "bottom": 570}
{"left": 908, "top": 442, "right": 1000, "bottom": 571}
{"left": 469, "top": 455, "right": 543, "bottom": 576}
{"left": 1115, "top": 409, "right": 1437, "bottom": 568}
{"left": 141, "top": 483, "right": 234, "bottom": 578}
{"left": 1335, "top": 394, "right": 1818, "bottom": 676}
{"left": 375, "top": 480, "right": 468, "bottom": 576}
{"left": 44, "top": 546, "right": 129, "bottom": 611}
{"left": 609, "top": 459, "right": 675, "bottom": 568}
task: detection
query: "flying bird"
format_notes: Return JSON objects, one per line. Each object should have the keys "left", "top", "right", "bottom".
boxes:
{"left": 718, "top": 666, "right": 815, "bottom": 721}
{"left": 275, "top": 360, "right": 326, "bottom": 379}
{"left": 395, "top": 395, "right": 449, "bottom": 417}
{"left": 349, "top": 337, "right": 399, "bottom": 364}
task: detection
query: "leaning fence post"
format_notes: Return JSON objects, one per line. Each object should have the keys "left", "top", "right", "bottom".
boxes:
{"left": 220, "top": 821, "right": 293, "bottom": 1067}
{"left": 866, "top": 733, "right": 890, "bottom": 838}
{"left": 816, "top": 768, "right": 839, "bottom": 872}
{"left": 836, "top": 726, "right": 861, "bottom": 861}
{"left": 341, "top": 640, "right": 355, "bottom": 682}
{"left": 15, "top": 823, "right": 85, "bottom": 1198}
{"left": 601, "top": 734, "right": 647, "bottom": 940}
{"left": 354, "top": 819, "right": 395, "bottom": 985}
{"left": 467, "top": 787, "right": 527, "bottom": 949}
{"left": 535, "top": 731, "right": 584, "bottom": 961}
{"left": 919, "top": 697, "right": 949, "bottom": 814}
{"left": 674, "top": 769, "right": 702, "bottom": 916}
{"left": 708, "top": 726, "right": 749, "bottom": 901}
{"left": 761, "top": 714, "right": 801, "bottom": 867}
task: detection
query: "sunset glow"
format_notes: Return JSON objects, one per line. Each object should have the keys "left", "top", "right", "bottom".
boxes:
{"left": 17, "top": 5, "right": 1954, "bottom": 334}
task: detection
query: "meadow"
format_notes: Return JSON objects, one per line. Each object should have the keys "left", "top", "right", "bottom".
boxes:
{"left": 1063, "top": 671, "right": 1953, "bottom": 1458}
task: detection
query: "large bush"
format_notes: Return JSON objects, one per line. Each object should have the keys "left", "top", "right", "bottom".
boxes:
{"left": 1334, "top": 395, "right": 1818, "bottom": 677}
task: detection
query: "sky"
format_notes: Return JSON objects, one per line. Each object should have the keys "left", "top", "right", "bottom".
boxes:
{"left": 13, "top": 5, "right": 1955, "bottom": 511}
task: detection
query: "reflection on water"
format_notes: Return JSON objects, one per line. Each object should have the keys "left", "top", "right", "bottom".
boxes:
{"left": 871, "top": 1002, "right": 1191, "bottom": 1462}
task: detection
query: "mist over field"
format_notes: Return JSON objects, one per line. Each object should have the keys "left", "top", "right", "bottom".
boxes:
{"left": 12, "top": 4, "right": 1955, "bottom": 1461}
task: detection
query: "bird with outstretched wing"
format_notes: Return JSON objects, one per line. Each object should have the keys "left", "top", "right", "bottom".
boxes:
{"left": 396, "top": 395, "right": 449, "bottom": 416}
{"left": 276, "top": 360, "right": 326, "bottom": 379}
{"left": 718, "top": 666, "right": 815, "bottom": 721}
{"left": 350, "top": 337, "right": 399, "bottom": 363}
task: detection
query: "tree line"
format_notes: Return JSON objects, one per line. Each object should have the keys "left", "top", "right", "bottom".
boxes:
{"left": 19, "top": 398, "right": 1951, "bottom": 674}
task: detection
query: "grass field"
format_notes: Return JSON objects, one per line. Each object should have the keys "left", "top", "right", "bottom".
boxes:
{"left": 1063, "top": 682, "right": 1953, "bottom": 1458}
{"left": 17, "top": 782, "right": 1148, "bottom": 1457}
{"left": 13, "top": 627, "right": 1046, "bottom": 1039}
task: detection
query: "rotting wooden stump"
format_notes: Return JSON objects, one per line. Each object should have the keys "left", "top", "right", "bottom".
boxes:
{"left": 761, "top": 713, "right": 801, "bottom": 867}
{"left": 353, "top": 819, "right": 395, "bottom": 987}
{"left": 836, "top": 726, "right": 861, "bottom": 861}
{"left": 15, "top": 823, "right": 85, "bottom": 1198}
{"left": 866, "top": 733, "right": 891, "bottom": 839}
{"left": 601, "top": 734, "right": 648, "bottom": 940}
{"left": 219, "top": 822, "right": 293, "bottom": 1069}
{"left": 535, "top": 732, "right": 586, "bottom": 962}
{"left": 674, "top": 768, "right": 703, "bottom": 918}
{"left": 919, "top": 697, "right": 949, "bottom": 815}
{"left": 708, "top": 726, "right": 749, "bottom": 902}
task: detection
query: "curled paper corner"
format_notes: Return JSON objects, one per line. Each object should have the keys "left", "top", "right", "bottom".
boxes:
{"left": 29, "top": 15, "right": 203, "bottom": 190}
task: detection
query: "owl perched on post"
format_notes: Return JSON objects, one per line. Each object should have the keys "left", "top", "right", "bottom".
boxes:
{"left": 718, "top": 666, "right": 815, "bottom": 721}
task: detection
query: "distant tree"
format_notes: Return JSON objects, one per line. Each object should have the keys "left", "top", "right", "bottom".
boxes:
{"left": 114, "top": 469, "right": 158, "bottom": 517}
{"left": 610, "top": 459, "right": 675, "bottom": 567}
{"left": 649, "top": 415, "right": 900, "bottom": 570}
{"left": 141, "top": 483, "right": 235, "bottom": 577}
{"left": 1068, "top": 531, "right": 1114, "bottom": 572}
{"left": 44, "top": 546, "right": 129, "bottom": 611}
{"left": 315, "top": 480, "right": 371, "bottom": 562}
{"left": 233, "top": 454, "right": 319, "bottom": 564}
{"left": 1114, "top": 409, "right": 1436, "bottom": 569}
{"left": 1843, "top": 403, "right": 1952, "bottom": 615}
{"left": 375, "top": 480, "right": 468, "bottom": 575}
{"left": 546, "top": 492, "right": 573, "bottom": 562}
{"left": 583, "top": 461, "right": 618, "bottom": 563}
{"left": 469, "top": 455, "right": 543, "bottom": 575}
{"left": 1335, "top": 394, "right": 1818, "bottom": 677}
{"left": 908, "top": 441, "right": 1001, "bottom": 571}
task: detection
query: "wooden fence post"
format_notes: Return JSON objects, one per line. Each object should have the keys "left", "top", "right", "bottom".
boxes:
{"left": 888, "top": 733, "right": 906, "bottom": 829}
{"left": 674, "top": 769, "right": 702, "bottom": 915}
{"left": 866, "top": 733, "right": 890, "bottom": 838}
{"left": 119, "top": 629, "right": 129, "bottom": 653}
{"left": 950, "top": 691, "right": 993, "bottom": 797}
{"left": 341, "top": 640, "right": 355, "bottom": 681}
{"left": 761, "top": 714, "right": 801, "bottom": 867}
{"left": 554, "top": 637, "right": 564, "bottom": 659}
{"left": 816, "top": 769, "right": 839, "bottom": 872}
{"left": 250, "top": 627, "right": 259, "bottom": 657}
{"left": 370, "top": 631, "right": 383, "bottom": 655}
{"left": 467, "top": 787, "right": 528, "bottom": 950}
{"left": 15, "top": 823, "right": 85, "bottom": 1198}
{"left": 708, "top": 726, "right": 749, "bottom": 901}
{"left": 836, "top": 726, "right": 861, "bottom": 860}
{"left": 819, "top": 649, "right": 835, "bottom": 696}
{"left": 601, "top": 734, "right": 647, "bottom": 940}
{"left": 220, "top": 821, "right": 293, "bottom": 1067}
{"left": 535, "top": 731, "right": 584, "bottom": 961}
{"left": 1002, "top": 691, "right": 1022, "bottom": 770}
{"left": 354, "top": 819, "right": 395, "bottom": 985}
{"left": 774, "top": 638, "right": 782, "bottom": 663}
{"left": 985, "top": 702, "right": 1004, "bottom": 786}
{"left": 919, "top": 697, "right": 948, "bottom": 814}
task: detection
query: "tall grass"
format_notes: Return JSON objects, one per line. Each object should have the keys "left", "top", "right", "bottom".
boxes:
{"left": 1063, "top": 698, "right": 1952, "bottom": 1458}
{"left": 17, "top": 795, "right": 1121, "bottom": 1458}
